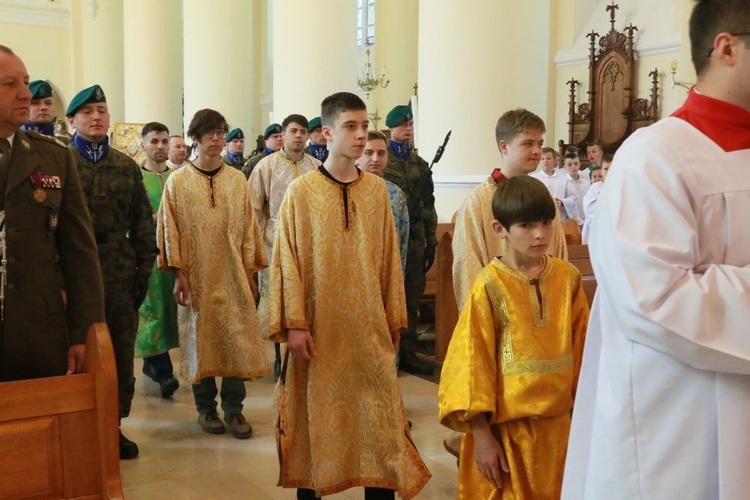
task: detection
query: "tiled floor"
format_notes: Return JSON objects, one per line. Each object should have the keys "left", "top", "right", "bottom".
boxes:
{"left": 121, "top": 345, "right": 458, "bottom": 499}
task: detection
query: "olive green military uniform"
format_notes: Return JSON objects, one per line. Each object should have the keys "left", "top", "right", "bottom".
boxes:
{"left": 0, "top": 130, "right": 105, "bottom": 381}
{"left": 241, "top": 151, "right": 269, "bottom": 179}
{"left": 70, "top": 144, "right": 158, "bottom": 417}
{"left": 223, "top": 154, "right": 248, "bottom": 169}
{"left": 383, "top": 151, "right": 438, "bottom": 339}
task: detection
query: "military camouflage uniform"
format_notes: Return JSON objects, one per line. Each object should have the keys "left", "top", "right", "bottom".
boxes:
{"left": 383, "top": 150, "right": 438, "bottom": 339}
{"left": 0, "top": 130, "right": 105, "bottom": 381}
{"left": 70, "top": 144, "right": 158, "bottom": 418}
{"left": 241, "top": 150, "right": 270, "bottom": 179}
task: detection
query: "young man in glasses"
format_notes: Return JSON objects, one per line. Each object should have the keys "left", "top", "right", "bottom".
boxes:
{"left": 563, "top": 1, "right": 750, "bottom": 498}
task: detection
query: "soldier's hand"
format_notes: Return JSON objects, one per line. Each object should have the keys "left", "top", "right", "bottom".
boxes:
{"left": 66, "top": 344, "right": 85, "bottom": 375}
{"left": 424, "top": 245, "right": 437, "bottom": 273}
{"left": 133, "top": 274, "right": 149, "bottom": 310}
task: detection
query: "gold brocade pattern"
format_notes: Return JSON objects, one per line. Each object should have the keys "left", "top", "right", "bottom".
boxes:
{"left": 438, "top": 257, "right": 589, "bottom": 499}
{"left": 157, "top": 164, "right": 269, "bottom": 384}
{"left": 452, "top": 176, "right": 568, "bottom": 312}
{"left": 268, "top": 171, "right": 431, "bottom": 498}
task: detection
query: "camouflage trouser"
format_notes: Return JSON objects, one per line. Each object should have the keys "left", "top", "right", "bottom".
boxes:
{"left": 104, "top": 279, "right": 138, "bottom": 419}
{"left": 404, "top": 237, "right": 426, "bottom": 337}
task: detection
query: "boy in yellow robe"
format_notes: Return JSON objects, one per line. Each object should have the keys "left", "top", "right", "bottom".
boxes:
{"left": 439, "top": 176, "right": 589, "bottom": 499}
{"left": 268, "top": 92, "right": 431, "bottom": 499}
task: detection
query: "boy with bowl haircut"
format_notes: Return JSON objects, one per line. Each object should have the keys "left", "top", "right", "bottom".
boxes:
{"left": 440, "top": 175, "right": 589, "bottom": 499}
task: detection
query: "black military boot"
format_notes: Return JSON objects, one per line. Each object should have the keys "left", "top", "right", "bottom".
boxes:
{"left": 398, "top": 335, "right": 433, "bottom": 375}
{"left": 119, "top": 429, "right": 139, "bottom": 459}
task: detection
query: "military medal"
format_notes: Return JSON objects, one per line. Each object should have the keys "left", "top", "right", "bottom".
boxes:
{"left": 48, "top": 214, "right": 58, "bottom": 231}
{"left": 34, "top": 188, "right": 47, "bottom": 202}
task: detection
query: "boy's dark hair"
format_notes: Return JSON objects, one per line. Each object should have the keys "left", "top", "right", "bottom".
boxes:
{"left": 565, "top": 145, "right": 579, "bottom": 156}
{"left": 495, "top": 109, "right": 545, "bottom": 143}
{"left": 0, "top": 45, "right": 14, "bottom": 55}
{"left": 187, "top": 109, "right": 228, "bottom": 140}
{"left": 141, "top": 122, "right": 169, "bottom": 137}
{"left": 282, "top": 114, "right": 309, "bottom": 131}
{"left": 602, "top": 153, "right": 615, "bottom": 164}
{"left": 321, "top": 92, "right": 367, "bottom": 126}
{"left": 492, "top": 176, "right": 556, "bottom": 229}
{"left": 587, "top": 140, "right": 602, "bottom": 150}
{"left": 563, "top": 152, "right": 579, "bottom": 162}
{"left": 590, "top": 166, "right": 603, "bottom": 173}
{"left": 541, "top": 147, "right": 558, "bottom": 157}
{"left": 690, "top": 0, "right": 750, "bottom": 76}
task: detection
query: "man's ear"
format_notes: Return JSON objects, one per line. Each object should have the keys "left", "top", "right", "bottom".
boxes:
{"left": 322, "top": 125, "right": 333, "bottom": 143}
{"left": 497, "top": 139, "right": 507, "bottom": 155}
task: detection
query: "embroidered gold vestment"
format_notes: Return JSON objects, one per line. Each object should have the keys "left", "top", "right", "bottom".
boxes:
{"left": 439, "top": 257, "right": 589, "bottom": 499}
{"left": 157, "top": 164, "right": 269, "bottom": 384}
{"left": 268, "top": 170, "right": 431, "bottom": 498}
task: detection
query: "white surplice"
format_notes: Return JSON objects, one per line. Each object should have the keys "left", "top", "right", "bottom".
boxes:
{"left": 580, "top": 181, "right": 602, "bottom": 244}
{"left": 562, "top": 117, "right": 750, "bottom": 499}
{"left": 530, "top": 169, "right": 580, "bottom": 223}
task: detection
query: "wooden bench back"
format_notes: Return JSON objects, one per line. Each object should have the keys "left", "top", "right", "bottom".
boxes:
{"left": 0, "top": 323, "right": 124, "bottom": 499}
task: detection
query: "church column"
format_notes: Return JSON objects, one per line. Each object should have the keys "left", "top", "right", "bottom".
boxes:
{"left": 373, "top": 0, "right": 419, "bottom": 130}
{"left": 122, "top": 0, "right": 184, "bottom": 135}
{"left": 70, "top": 0, "right": 125, "bottom": 122}
{"left": 417, "top": 0, "right": 554, "bottom": 221}
{"left": 182, "top": 0, "right": 256, "bottom": 138}
{"left": 271, "top": 0, "right": 359, "bottom": 122}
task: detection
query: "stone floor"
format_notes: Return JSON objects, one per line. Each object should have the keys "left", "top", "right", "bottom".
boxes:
{"left": 120, "top": 344, "right": 458, "bottom": 499}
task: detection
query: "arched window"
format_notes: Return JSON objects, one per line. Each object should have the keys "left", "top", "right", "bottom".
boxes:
{"left": 357, "top": 0, "right": 375, "bottom": 47}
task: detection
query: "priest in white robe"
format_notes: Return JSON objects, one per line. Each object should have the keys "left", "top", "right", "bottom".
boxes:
{"left": 563, "top": 4, "right": 750, "bottom": 498}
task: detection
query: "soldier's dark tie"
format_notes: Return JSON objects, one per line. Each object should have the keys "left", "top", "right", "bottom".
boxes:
{"left": 0, "top": 138, "right": 10, "bottom": 168}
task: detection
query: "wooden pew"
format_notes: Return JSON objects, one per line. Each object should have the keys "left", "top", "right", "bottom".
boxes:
{"left": 434, "top": 230, "right": 458, "bottom": 363}
{"left": 0, "top": 323, "right": 124, "bottom": 499}
{"left": 564, "top": 219, "right": 582, "bottom": 245}
{"left": 567, "top": 244, "right": 597, "bottom": 306}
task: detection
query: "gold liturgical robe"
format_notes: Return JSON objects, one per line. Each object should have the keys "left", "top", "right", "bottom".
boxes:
{"left": 268, "top": 170, "right": 431, "bottom": 498}
{"left": 452, "top": 176, "right": 568, "bottom": 311}
{"left": 439, "top": 257, "right": 589, "bottom": 500}
{"left": 157, "top": 164, "right": 269, "bottom": 384}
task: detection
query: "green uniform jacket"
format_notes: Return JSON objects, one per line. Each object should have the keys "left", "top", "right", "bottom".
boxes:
{"left": 242, "top": 151, "right": 269, "bottom": 179}
{"left": 223, "top": 154, "right": 247, "bottom": 169}
{"left": 0, "top": 130, "right": 105, "bottom": 380}
{"left": 383, "top": 150, "right": 438, "bottom": 247}
{"left": 69, "top": 144, "right": 158, "bottom": 284}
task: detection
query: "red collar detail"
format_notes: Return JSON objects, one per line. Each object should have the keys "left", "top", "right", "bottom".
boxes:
{"left": 491, "top": 168, "right": 507, "bottom": 184}
{"left": 671, "top": 89, "right": 750, "bottom": 152}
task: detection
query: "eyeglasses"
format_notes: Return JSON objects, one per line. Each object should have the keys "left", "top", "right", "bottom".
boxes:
{"left": 706, "top": 31, "right": 750, "bottom": 57}
{"left": 203, "top": 129, "right": 227, "bottom": 139}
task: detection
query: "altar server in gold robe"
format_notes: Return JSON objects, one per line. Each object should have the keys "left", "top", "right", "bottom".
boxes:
{"left": 158, "top": 109, "right": 269, "bottom": 439}
{"left": 268, "top": 92, "right": 431, "bottom": 500}
{"left": 440, "top": 176, "right": 589, "bottom": 499}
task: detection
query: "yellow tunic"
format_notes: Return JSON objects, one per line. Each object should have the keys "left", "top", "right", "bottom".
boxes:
{"left": 452, "top": 176, "right": 568, "bottom": 311}
{"left": 157, "top": 163, "right": 269, "bottom": 384}
{"left": 439, "top": 257, "right": 589, "bottom": 500}
{"left": 268, "top": 169, "right": 431, "bottom": 498}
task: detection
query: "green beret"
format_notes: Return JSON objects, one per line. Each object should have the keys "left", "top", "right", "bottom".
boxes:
{"left": 28, "top": 80, "right": 53, "bottom": 100}
{"left": 264, "top": 123, "right": 283, "bottom": 139}
{"left": 226, "top": 128, "right": 244, "bottom": 141}
{"left": 66, "top": 84, "right": 106, "bottom": 117}
{"left": 386, "top": 105, "right": 413, "bottom": 128}
{"left": 308, "top": 117, "right": 322, "bottom": 132}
